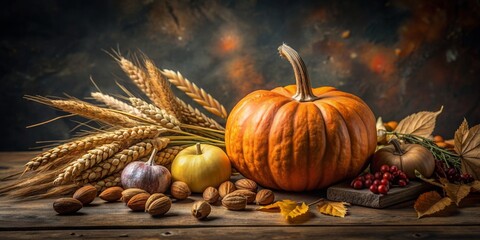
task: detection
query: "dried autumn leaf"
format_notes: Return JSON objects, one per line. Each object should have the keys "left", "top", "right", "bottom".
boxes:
{"left": 444, "top": 183, "right": 471, "bottom": 206}
{"left": 454, "top": 120, "right": 480, "bottom": 180}
{"left": 316, "top": 199, "right": 350, "bottom": 218}
{"left": 257, "top": 200, "right": 309, "bottom": 221}
{"left": 284, "top": 202, "right": 309, "bottom": 221}
{"left": 468, "top": 180, "right": 480, "bottom": 192}
{"left": 394, "top": 106, "right": 443, "bottom": 138}
{"left": 414, "top": 191, "right": 452, "bottom": 218}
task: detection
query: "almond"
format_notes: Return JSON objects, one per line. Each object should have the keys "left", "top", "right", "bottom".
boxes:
{"left": 218, "top": 181, "right": 236, "bottom": 198}
{"left": 73, "top": 185, "right": 97, "bottom": 205}
{"left": 99, "top": 186, "right": 124, "bottom": 202}
{"left": 127, "top": 192, "right": 150, "bottom": 211}
{"left": 233, "top": 189, "right": 256, "bottom": 204}
{"left": 53, "top": 198, "right": 83, "bottom": 215}
{"left": 170, "top": 181, "right": 191, "bottom": 200}
{"left": 147, "top": 196, "right": 172, "bottom": 216}
{"left": 235, "top": 178, "right": 258, "bottom": 192}
{"left": 145, "top": 193, "right": 166, "bottom": 211}
{"left": 203, "top": 187, "right": 220, "bottom": 204}
{"left": 255, "top": 189, "right": 275, "bottom": 205}
{"left": 221, "top": 192, "right": 247, "bottom": 211}
{"left": 121, "top": 188, "right": 147, "bottom": 204}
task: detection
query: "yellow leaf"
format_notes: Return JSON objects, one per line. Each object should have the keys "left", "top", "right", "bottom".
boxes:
{"left": 414, "top": 191, "right": 453, "bottom": 218}
{"left": 256, "top": 201, "right": 282, "bottom": 212}
{"left": 257, "top": 200, "right": 309, "bottom": 222}
{"left": 285, "top": 202, "right": 309, "bottom": 221}
{"left": 454, "top": 120, "right": 480, "bottom": 180}
{"left": 394, "top": 106, "right": 443, "bottom": 138}
{"left": 316, "top": 199, "right": 350, "bottom": 218}
{"left": 444, "top": 183, "right": 472, "bottom": 206}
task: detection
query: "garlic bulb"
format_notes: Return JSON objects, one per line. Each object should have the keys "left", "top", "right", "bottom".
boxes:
{"left": 121, "top": 148, "right": 171, "bottom": 194}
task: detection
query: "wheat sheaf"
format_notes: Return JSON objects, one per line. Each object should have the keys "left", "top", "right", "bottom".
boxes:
{"left": 0, "top": 51, "right": 227, "bottom": 199}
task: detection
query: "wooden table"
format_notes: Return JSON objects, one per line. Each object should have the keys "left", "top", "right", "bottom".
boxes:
{"left": 1, "top": 152, "right": 479, "bottom": 239}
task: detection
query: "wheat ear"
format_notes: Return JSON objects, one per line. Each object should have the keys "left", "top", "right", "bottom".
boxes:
{"left": 25, "top": 125, "right": 165, "bottom": 171}
{"left": 176, "top": 97, "right": 224, "bottom": 130}
{"left": 162, "top": 69, "right": 228, "bottom": 118}
{"left": 144, "top": 59, "right": 181, "bottom": 118}
{"left": 116, "top": 57, "right": 164, "bottom": 108}
{"left": 129, "top": 97, "right": 181, "bottom": 130}
{"left": 92, "top": 172, "right": 122, "bottom": 192}
{"left": 91, "top": 92, "right": 147, "bottom": 119}
{"left": 53, "top": 142, "right": 124, "bottom": 185}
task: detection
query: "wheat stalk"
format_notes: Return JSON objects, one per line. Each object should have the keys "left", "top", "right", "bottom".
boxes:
{"left": 176, "top": 97, "right": 224, "bottom": 130}
{"left": 91, "top": 92, "right": 147, "bottom": 118}
{"left": 162, "top": 69, "right": 228, "bottom": 119}
{"left": 25, "top": 125, "right": 166, "bottom": 171}
{"left": 129, "top": 97, "right": 181, "bottom": 130}
{"left": 75, "top": 138, "right": 169, "bottom": 184}
{"left": 92, "top": 172, "right": 122, "bottom": 192}
{"left": 144, "top": 59, "right": 181, "bottom": 118}
{"left": 116, "top": 56, "right": 165, "bottom": 108}
{"left": 29, "top": 96, "right": 140, "bottom": 128}
{"left": 153, "top": 145, "right": 186, "bottom": 167}
{"left": 54, "top": 142, "right": 124, "bottom": 185}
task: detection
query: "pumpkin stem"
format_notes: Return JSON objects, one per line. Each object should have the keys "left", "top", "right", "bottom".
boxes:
{"left": 146, "top": 148, "right": 159, "bottom": 166}
{"left": 196, "top": 142, "right": 202, "bottom": 155}
{"left": 278, "top": 44, "right": 319, "bottom": 102}
{"left": 389, "top": 139, "right": 405, "bottom": 156}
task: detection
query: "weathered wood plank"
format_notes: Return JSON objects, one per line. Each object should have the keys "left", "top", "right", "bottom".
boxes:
{"left": 2, "top": 226, "right": 480, "bottom": 240}
{"left": 327, "top": 181, "right": 433, "bottom": 208}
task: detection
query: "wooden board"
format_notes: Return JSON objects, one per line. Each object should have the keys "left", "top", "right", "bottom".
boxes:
{"left": 327, "top": 181, "right": 432, "bottom": 208}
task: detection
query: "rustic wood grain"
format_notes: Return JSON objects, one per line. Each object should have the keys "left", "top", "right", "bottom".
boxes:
{"left": 3, "top": 226, "right": 480, "bottom": 240}
{"left": 1, "top": 152, "right": 480, "bottom": 239}
{"left": 327, "top": 181, "right": 433, "bottom": 208}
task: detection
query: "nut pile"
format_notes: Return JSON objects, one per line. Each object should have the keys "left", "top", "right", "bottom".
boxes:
{"left": 52, "top": 177, "right": 276, "bottom": 220}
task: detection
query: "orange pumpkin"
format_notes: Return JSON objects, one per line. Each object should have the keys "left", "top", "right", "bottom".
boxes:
{"left": 225, "top": 44, "right": 377, "bottom": 191}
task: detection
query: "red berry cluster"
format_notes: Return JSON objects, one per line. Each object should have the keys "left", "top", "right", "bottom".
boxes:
{"left": 350, "top": 165, "right": 409, "bottom": 194}
{"left": 446, "top": 167, "right": 474, "bottom": 184}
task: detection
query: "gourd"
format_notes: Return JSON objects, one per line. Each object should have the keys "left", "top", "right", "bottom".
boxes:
{"left": 225, "top": 44, "right": 377, "bottom": 191}
{"left": 371, "top": 139, "right": 435, "bottom": 179}
{"left": 121, "top": 148, "right": 171, "bottom": 194}
{"left": 171, "top": 143, "right": 231, "bottom": 193}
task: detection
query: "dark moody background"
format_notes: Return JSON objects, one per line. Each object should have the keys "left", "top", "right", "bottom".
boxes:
{"left": 1, "top": 0, "right": 479, "bottom": 150}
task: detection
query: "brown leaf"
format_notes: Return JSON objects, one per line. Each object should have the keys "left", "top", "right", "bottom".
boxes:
{"left": 316, "top": 199, "right": 350, "bottom": 218}
{"left": 443, "top": 183, "right": 471, "bottom": 206}
{"left": 394, "top": 106, "right": 443, "bottom": 138}
{"left": 414, "top": 191, "right": 452, "bottom": 218}
{"left": 455, "top": 121, "right": 480, "bottom": 180}
{"left": 468, "top": 180, "right": 480, "bottom": 192}
{"left": 454, "top": 119, "right": 469, "bottom": 154}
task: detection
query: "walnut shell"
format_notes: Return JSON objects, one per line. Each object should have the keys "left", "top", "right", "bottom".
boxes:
{"left": 192, "top": 201, "right": 211, "bottom": 220}
{"left": 221, "top": 192, "right": 247, "bottom": 211}
{"left": 218, "top": 181, "right": 236, "bottom": 198}
{"left": 233, "top": 189, "right": 256, "bottom": 204}
{"left": 255, "top": 189, "right": 275, "bottom": 205}
{"left": 170, "top": 181, "right": 191, "bottom": 200}
{"left": 121, "top": 188, "right": 148, "bottom": 204}
{"left": 203, "top": 187, "right": 220, "bottom": 204}
{"left": 235, "top": 179, "right": 258, "bottom": 192}
{"left": 147, "top": 196, "right": 172, "bottom": 216}
{"left": 99, "top": 186, "right": 124, "bottom": 202}
{"left": 53, "top": 198, "right": 83, "bottom": 215}
{"left": 73, "top": 185, "right": 97, "bottom": 205}
{"left": 127, "top": 193, "right": 151, "bottom": 211}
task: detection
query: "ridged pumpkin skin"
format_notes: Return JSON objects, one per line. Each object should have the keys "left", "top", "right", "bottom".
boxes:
{"left": 225, "top": 44, "right": 377, "bottom": 191}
